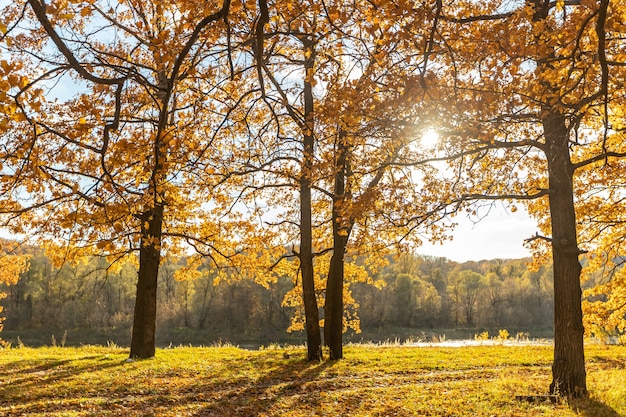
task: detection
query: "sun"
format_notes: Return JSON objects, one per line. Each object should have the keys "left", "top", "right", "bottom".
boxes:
{"left": 421, "top": 128, "right": 440, "bottom": 148}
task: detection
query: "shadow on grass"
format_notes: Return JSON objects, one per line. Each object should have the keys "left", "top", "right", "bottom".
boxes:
{"left": 0, "top": 355, "right": 124, "bottom": 386}
{"left": 0, "top": 354, "right": 128, "bottom": 414}
{"left": 516, "top": 393, "right": 621, "bottom": 416}
{"left": 94, "top": 351, "right": 341, "bottom": 416}
{"left": 3, "top": 347, "right": 622, "bottom": 416}
{"left": 0, "top": 347, "right": 339, "bottom": 416}
{"left": 568, "top": 396, "right": 622, "bottom": 417}
{"left": 192, "top": 356, "right": 337, "bottom": 416}
{"left": 587, "top": 355, "right": 626, "bottom": 370}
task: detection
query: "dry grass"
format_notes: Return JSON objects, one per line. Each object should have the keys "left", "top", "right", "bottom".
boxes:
{"left": 0, "top": 343, "right": 624, "bottom": 416}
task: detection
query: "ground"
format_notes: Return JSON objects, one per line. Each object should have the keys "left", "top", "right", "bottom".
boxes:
{"left": 0, "top": 343, "right": 624, "bottom": 416}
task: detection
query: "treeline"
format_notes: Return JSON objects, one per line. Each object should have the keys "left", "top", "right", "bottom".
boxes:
{"left": 354, "top": 255, "right": 553, "bottom": 334}
{"left": 0, "top": 249, "right": 554, "bottom": 346}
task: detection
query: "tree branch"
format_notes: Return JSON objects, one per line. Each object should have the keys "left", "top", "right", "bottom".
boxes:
{"left": 254, "top": 0, "right": 270, "bottom": 96}
{"left": 26, "top": 0, "right": 128, "bottom": 86}
{"left": 572, "top": 151, "right": 626, "bottom": 171}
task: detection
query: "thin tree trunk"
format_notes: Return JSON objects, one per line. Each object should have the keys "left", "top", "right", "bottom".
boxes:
{"left": 543, "top": 112, "right": 586, "bottom": 397}
{"left": 300, "top": 187, "right": 322, "bottom": 361}
{"left": 129, "top": 203, "right": 164, "bottom": 359}
{"left": 198, "top": 280, "right": 217, "bottom": 330}
{"left": 300, "top": 37, "right": 322, "bottom": 362}
{"left": 324, "top": 135, "right": 349, "bottom": 359}
{"left": 325, "top": 240, "right": 346, "bottom": 359}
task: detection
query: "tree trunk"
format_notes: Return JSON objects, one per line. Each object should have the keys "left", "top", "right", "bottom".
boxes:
{"left": 324, "top": 136, "right": 349, "bottom": 359}
{"left": 198, "top": 282, "right": 216, "bottom": 330}
{"left": 300, "top": 191, "right": 322, "bottom": 361}
{"left": 325, "top": 234, "right": 348, "bottom": 359}
{"left": 543, "top": 112, "right": 586, "bottom": 397}
{"left": 300, "top": 37, "right": 322, "bottom": 362}
{"left": 129, "top": 203, "right": 164, "bottom": 359}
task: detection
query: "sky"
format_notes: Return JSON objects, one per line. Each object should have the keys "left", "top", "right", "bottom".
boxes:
{"left": 416, "top": 204, "right": 538, "bottom": 262}
{"left": 413, "top": 130, "right": 539, "bottom": 262}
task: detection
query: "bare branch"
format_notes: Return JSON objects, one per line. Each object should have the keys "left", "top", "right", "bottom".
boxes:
{"left": 254, "top": 0, "right": 270, "bottom": 95}
{"left": 461, "top": 188, "right": 551, "bottom": 202}
{"left": 27, "top": 0, "right": 128, "bottom": 86}
{"left": 524, "top": 232, "right": 552, "bottom": 244}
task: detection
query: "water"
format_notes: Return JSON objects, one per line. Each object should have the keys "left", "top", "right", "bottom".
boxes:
{"left": 405, "top": 338, "right": 554, "bottom": 348}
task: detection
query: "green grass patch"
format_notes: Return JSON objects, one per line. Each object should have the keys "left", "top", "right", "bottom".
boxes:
{"left": 0, "top": 344, "right": 624, "bottom": 416}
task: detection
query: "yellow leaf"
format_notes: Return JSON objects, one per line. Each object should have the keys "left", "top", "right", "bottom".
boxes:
{"left": 555, "top": 0, "right": 565, "bottom": 12}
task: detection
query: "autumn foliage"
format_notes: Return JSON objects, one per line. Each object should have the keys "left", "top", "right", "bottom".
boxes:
{"left": 0, "top": 241, "right": 29, "bottom": 341}
{"left": 1, "top": 0, "right": 626, "bottom": 397}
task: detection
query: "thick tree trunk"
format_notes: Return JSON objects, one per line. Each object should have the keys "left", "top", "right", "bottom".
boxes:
{"left": 300, "top": 38, "right": 322, "bottom": 362}
{"left": 129, "top": 204, "right": 164, "bottom": 359}
{"left": 543, "top": 113, "right": 586, "bottom": 397}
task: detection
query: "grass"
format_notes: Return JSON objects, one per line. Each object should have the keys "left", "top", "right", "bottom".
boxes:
{"left": 0, "top": 325, "right": 556, "bottom": 349}
{"left": 0, "top": 343, "right": 624, "bottom": 416}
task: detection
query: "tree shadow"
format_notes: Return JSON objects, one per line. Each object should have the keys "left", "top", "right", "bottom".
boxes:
{"left": 36, "top": 350, "right": 342, "bottom": 416}
{"left": 568, "top": 396, "right": 622, "bottom": 417}
{"left": 190, "top": 356, "right": 338, "bottom": 416}
{"left": 1, "top": 348, "right": 340, "bottom": 416}
{"left": 587, "top": 355, "right": 626, "bottom": 369}
{"left": 516, "top": 393, "right": 622, "bottom": 416}
{"left": 0, "top": 355, "right": 124, "bottom": 386}
{"left": 0, "top": 354, "right": 128, "bottom": 413}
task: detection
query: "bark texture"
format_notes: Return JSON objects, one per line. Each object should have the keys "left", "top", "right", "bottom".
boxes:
{"left": 324, "top": 138, "right": 349, "bottom": 359}
{"left": 300, "top": 38, "right": 322, "bottom": 361}
{"left": 543, "top": 113, "right": 586, "bottom": 397}
{"left": 129, "top": 204, "right": 165, "bottom": 359}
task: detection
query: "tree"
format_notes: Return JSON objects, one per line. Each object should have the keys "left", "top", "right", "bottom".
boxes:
{"left": 448, "top": 270, "right": 485, "bottom": 326}
{"left": 392, "top": 273, "right": 441, "bottom": 327}
{"left": 428, "top": 0, "right": 621, "bottom": 395}
{"left": 0, "top": 0, "right": 247, "bottom": 358}
{"left": 483, "top": 272, "right": 504, "bottom": 326}
{"left": 252, "top": 10, "right": 324, "bottom": 359}
{"left": 245, "top": 0, "right": 459, "bottom": 360}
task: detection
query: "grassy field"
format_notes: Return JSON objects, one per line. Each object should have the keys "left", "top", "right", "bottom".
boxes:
{"left": 0, "top": 343, "right": 625, "bottom": 416}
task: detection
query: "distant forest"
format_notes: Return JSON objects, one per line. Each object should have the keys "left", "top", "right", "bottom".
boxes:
{"left": 0, "top": 245, "right": 556, "bottom": 347}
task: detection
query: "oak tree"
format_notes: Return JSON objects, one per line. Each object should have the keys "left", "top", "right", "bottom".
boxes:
{"left": 0, "top": 0, "right": 248, "bottom": 358}
{"left": 429, "top": 0, "right": 621, "bottom": 395}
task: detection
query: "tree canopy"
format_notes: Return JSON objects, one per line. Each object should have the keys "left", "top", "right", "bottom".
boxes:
{"left": 1, "top": 0, "right": 626, "bottom": 396}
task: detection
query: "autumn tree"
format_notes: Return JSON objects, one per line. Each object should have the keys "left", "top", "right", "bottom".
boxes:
{"left": 317, "top": 0, "right": 453, "bottom": 358}
{"left": 426, "top": 0, "right": 622, "bottom": 396}
{"left": 448, "top": 270, "right": 485, "bottom": 326}
{"left": 577, "top": 124, "right": 626, "bottom": 341}
{"left": 238, "top": 0, "right": 461, "bottom": 360}
{"left": 0, "top": 0, "right": 252, "bottom": 358}
{"left": 244, "top": 0, "right": 324, "bottom": 359}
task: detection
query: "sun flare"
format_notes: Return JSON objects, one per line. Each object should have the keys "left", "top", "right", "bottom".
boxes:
{"left": 421, "top": 128, "right": 440, "bottom": 148}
